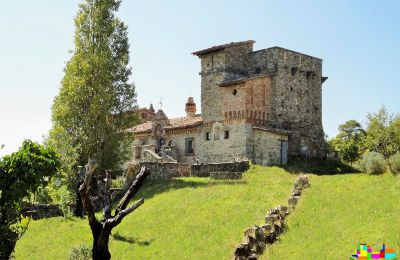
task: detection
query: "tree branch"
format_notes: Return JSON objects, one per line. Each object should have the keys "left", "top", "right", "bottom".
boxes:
{"left": 79, "top": 159, "right": 99, "bottom": 224}
{"left": 114, "top": 166, "right": 149, "bottom": 216}
{"left": 108, "top": 198, "right": 144, "bottom": 228}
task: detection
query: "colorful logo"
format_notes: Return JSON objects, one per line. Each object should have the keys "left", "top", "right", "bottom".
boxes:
{"left": 351, "top": 243, "right": 396, "bottom": 259}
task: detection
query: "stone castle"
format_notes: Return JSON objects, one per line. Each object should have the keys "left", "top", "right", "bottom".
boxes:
{"left": 131, "top": 40, "right": 327, "bottom": 165}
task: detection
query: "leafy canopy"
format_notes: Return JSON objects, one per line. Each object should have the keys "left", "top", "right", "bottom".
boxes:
{"left": 48, "top": 0, "right": 138, "bottom": 178}
{"left": 0, "top": 140, "right": 59, "bottom": 259}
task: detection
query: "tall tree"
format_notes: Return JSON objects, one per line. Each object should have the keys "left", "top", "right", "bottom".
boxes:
{"left": 329, "top": 120, "right": 365, "bottom": 164}
{"left": 0, "top": 140, "right": 59, "bottom": 259}
{"left": 48, "top": 0, "right": 138, "bottom": 207}
{"left": 364, "top": 106, "right": 400, "bottom": 171}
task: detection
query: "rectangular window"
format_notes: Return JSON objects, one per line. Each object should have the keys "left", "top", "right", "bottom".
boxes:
{"left": 224, "top": 130, "right": 229, "bottom": 139}
{"left": 185, "top": 137, "right": 194, "bottom": 155}
{"left": 206, "top": 132, "right": 211, "bottom": 141}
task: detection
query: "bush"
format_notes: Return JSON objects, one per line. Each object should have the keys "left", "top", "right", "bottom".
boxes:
{"left": 112, "top": 176, "right": 126, "bottom": 188}
{"left": 69, "top": 244, "right": 91, "bottom": 260}
{"left": 389, "top": 153, "right": 400, "bottom": 174}
{"left": 35, "top": 187, "right": 52, "bottom": 204}
{"left": 359, "top": 152, "right": 386, "bottom": 174}
{"left": 48, "top": 185, "right": 73, "bottom": 218}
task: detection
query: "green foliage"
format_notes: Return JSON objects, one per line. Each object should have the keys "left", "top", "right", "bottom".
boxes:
{"left": 364, "top": 106, "right": 400, "bottom": 160}
{"left": 47, "top": 0, "right": 138, "bottom": 196}
{"left": 0, "top": 140, "right": 59, "bottom": 259}
{"left": 69, "top": 244, "right": 92, "bottom": 260}
{"left": 34, "top": 186, "right": 53, "bottom": 204}
{"left": 284, "top": 158, "right": 358, "bottom": 175}
{"left": 111, "top": 176, "right": 126, "bottom": 188}
{"left": 328, "top": 120, "right": 365, "bottom": 164}
{"left": 389, "top": 152, "right": 400, "bottom": 174}
{"left": 359, "top": 151, "right": 386, "bottom": 175}
{"left": 48, "top": 185, "right": 74, "bottom": 218}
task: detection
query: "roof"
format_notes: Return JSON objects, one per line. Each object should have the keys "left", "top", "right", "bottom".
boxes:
{"left": 218, "top": 73, "right": 272, "bottom": 87}
{"left": 132, "top": 115, "right": 203, "bottom": 134}
{"left": 192, "top": 40, "right": 255, "bottom": 56}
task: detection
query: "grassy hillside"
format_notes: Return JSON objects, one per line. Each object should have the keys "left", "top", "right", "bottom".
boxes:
{"left": 262, "top": 173, "right": 400, "bottom": 259}
{"left": 15, "top": 165, "right": 295, "bottom": 259}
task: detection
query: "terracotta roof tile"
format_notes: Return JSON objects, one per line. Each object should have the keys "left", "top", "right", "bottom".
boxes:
{"left": 132, "top": 115, "right": 203, "bottom": 134}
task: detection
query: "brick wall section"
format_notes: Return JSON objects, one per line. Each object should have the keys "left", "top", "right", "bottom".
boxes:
{"left": 222, "top": 76, "right": 272, "bottom": 122}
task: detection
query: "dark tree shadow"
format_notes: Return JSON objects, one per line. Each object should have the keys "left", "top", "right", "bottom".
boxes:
{"left": 283, "top": 158, "right": 360, "bottom": 175}
{"left": 112, "top": 232, "right": 153, "bottom": 246}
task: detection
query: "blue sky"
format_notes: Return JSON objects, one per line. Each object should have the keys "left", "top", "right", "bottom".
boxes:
{"left": 1, "top": 0, "right": 399, "bottom": 156}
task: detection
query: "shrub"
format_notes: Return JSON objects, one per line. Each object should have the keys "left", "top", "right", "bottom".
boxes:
{"left": 389, "top": 153, "right": 400, "bottom": 174}
{"left": 69, "top": 244, "right": 91, "bottom": 260}
{"left": 48, "top": 185, "right": 73, "bottom": 218}
{"left": 35, "top": 187, "right": 52, "bottom": 204}
{"left": 112, "top": 176, "right": 126, "bottom": 188}
{"left": 359, "top": 152, "right": 386, "bottom": 174}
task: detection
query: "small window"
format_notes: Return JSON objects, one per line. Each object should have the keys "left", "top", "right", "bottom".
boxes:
{"left": 291, "top": 67, "right": 298, "bottom": 76}
{"left": 185, "top": 137, "right": 194, "bottom": 155}
{"left": 255, "top": 67, "right": 261, "bottom": 74}
{"left": 224, "top": 130, "right": 229, "bottom": 139}
{"left": 206, "top": 132, "right": 211, "bottom": 141}
{"left": 233, "top": 89, "right": 237, "bottom": 95}
{"left": 306, "top": 71, "right": 312, "bottom": 79}
{"left": 290, "top": 87, "right": 293, "bottom": 91}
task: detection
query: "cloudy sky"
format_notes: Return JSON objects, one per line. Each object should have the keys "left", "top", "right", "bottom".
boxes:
{"left": 1, "top": 0, "right": 399, "bottom": 156}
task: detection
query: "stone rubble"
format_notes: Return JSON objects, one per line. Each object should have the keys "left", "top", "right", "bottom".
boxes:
{"left": 233, "top": 175, "right": 309, "bottom": 259}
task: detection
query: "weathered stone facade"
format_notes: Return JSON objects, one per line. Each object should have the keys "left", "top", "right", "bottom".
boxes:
{"left": 131, "top": 40, "right": 327, "bottom": 165}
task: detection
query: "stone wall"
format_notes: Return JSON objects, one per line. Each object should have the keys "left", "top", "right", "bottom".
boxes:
{"left": 19, "top": 202, "right": 63, "bottom": 220}
{"left": 233, "top": 175, "right": 310, "bottom": 259}
{"left": 139, "top": 162, "right": 191, "bottom": 180}
{"left": 196, "top": 123, "right": 252, "bottom": 163}
{"left": 250, "top": 47, "right": 325, "bottom": 158}
{"left": 191, "top": 161, "right": 249, "bottom": 178}
{"left": 198, "top": 43, "right": 254, "bottom": 123}
{"left": 250, "top": 128, "right": 288, "bottom": 165}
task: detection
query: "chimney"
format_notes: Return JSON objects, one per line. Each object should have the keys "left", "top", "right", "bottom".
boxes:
{"left": 185, "top": 97, "right": 196, "bottom": 117}
{"left": 149, "top": 103, "right": 155, "bottom": 113}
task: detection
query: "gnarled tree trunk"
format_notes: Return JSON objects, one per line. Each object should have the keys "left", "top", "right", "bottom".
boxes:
{"left": 79, "top": 160, "right": 149, "bottom": 260}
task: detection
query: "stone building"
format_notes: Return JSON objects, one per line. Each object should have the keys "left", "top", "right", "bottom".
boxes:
{"left": 131, "top": 40, "right": 327, "bottom": 165}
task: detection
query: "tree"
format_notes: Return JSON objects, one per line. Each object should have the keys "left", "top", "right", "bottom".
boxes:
{"left": 79, "top": 159, "right": 149, "bottom": 259}
{"left": 0, "top": 140, "right": 59, "bottom": 259}
{"left": 364, "top": 106, "right": 400, "bottom": 171}
{"left": 48, "top": 0, "right": 138, "bottom": 215}
{"left": 329, "top": 120, "right": 365, "bottom": 164}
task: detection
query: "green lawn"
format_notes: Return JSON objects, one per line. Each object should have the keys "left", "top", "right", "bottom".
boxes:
{"left": 15, "top": 165, "right": 295, "bottom": 259}
{"left": 262, "top": 173, "right": 400, "bottom": 259}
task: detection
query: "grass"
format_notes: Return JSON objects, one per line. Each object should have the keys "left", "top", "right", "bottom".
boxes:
{"left": 262, "top": 172, "right": 400, "bottom": 259}
{"left": 14, "top": 165, "right": 296, "bottom": 259}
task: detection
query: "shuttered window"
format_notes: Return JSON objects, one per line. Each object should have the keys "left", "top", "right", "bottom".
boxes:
{"left": 185, "top": 137, "right": 194, "bottom": 155}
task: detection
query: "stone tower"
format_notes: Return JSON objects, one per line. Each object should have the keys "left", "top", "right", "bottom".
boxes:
{"left": 192, "top": 41, "right": 255, "bottom": 123}
{"left": 185, "top": 97, "right": 197, "bottom": 117}
{"left": 192, "top": 40, "right": 327, "bottom": 159}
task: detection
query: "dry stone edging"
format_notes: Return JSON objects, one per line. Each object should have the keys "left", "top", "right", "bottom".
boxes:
{"left": 233, "top": 175, "right": 310, "bottom": 259}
